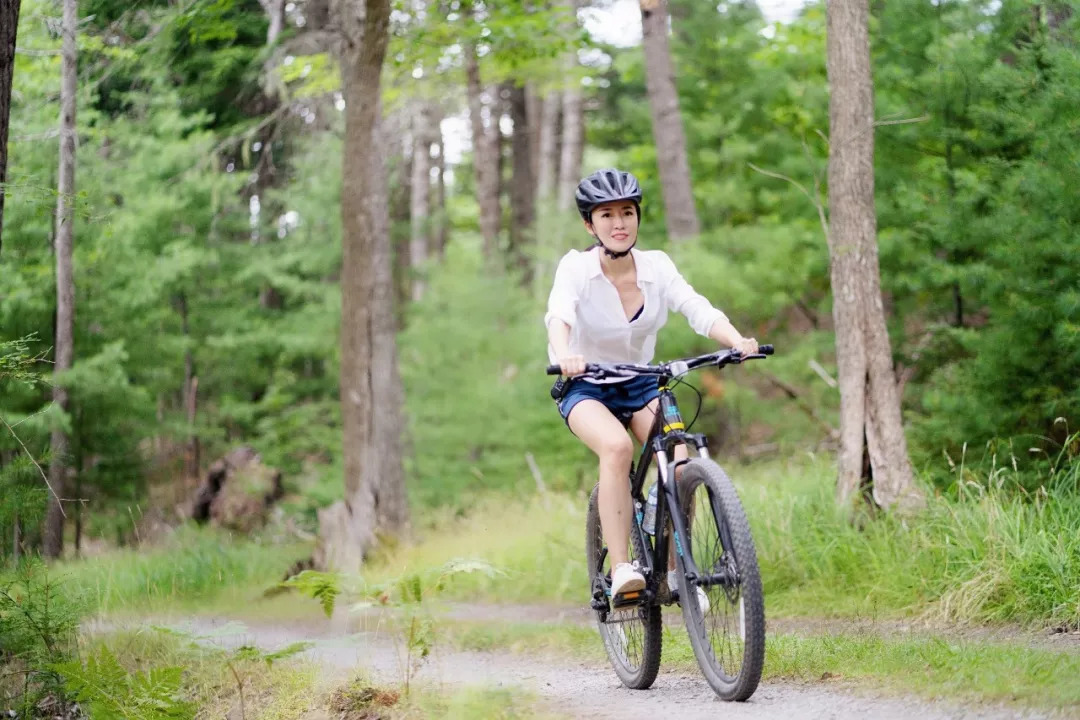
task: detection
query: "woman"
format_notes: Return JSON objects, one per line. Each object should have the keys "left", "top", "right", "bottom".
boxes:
{"left": 545, "top": 168, "right": 758, "bottom": 599}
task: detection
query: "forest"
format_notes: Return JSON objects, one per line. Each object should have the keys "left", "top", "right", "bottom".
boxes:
{"left": 1, "top": 0, "right": 1079, "bottom": 717}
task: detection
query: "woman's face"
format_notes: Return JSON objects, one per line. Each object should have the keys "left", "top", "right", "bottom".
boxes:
{"left": 586, "top": 201, "right": 639, "bottom": 253}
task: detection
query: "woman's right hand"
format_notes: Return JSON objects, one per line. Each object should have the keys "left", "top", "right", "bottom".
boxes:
{"left": 558, "top": 354, "right": 586, "bottom": 377}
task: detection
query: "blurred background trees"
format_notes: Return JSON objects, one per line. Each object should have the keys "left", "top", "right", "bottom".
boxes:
{"left": 1, "top": 0, "right": 1077, "bottom": 563}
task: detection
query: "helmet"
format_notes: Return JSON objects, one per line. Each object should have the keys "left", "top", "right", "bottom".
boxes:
{"left": 575, "top": 168, "right": 642, "bottom": 222}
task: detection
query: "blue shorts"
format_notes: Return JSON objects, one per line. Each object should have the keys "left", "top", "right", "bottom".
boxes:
{"left": 557, "top": 376, "right": 659, "bottom": 429}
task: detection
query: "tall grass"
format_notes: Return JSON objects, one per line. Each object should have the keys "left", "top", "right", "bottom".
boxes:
{"left": 364, "top": 456, "right": 1080, "bottom": 630}
{"left": 61, "top": 524, "right": 311, "bottom": 615}
{"left": 745, "top": 456, "right": 1080, "bottom": 628}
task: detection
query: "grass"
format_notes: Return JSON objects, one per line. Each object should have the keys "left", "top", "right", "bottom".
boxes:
{"left": 77, "top": 627, "right": 323, "bottom": 719}
{"left": 357, "top": 455, "right": 1080, "bottom": 631}
{"left": 58, "top": 524, "right": 312, "bottom": 616}
{"left": 446, "top": 616, "right": 1080, "bottom": 710}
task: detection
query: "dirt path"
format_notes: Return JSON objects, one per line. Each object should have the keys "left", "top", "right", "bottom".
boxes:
{"left": 104, "top": 611, "right": 1061, "bottom": 720}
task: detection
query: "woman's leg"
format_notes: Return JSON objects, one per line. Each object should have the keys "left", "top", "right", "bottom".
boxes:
{"left": 568, "top": 399, "right": 636, "bottom": 567}
{"left": 629, "top": 399, "right": 688, "bottom": 572}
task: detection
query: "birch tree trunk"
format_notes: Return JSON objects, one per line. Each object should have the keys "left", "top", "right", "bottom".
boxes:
{"left": 409, "top": 103, "right": 433, "bottom": 301}
{"left": 640, "top": 0, "right": 699, "bottom": 240}
{"left": 0, "top": 0, "right": 20, "bottom": 256}
{"left": 464, "top": 39, "right": 501, "bottom": 257}
{"left": 44, "top": 0, "right": 78, "bottom": 558}
{"left": 826, "top": 0, "right": 923, "bottom": 513}
{"left": 318, "top": 0, "right": 407, "bottom": 574}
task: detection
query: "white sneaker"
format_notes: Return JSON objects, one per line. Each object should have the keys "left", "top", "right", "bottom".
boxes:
{"left": 611, "top": 562, "right": 645, "bottom": 597}
{"left": 667, "top": 570, "right": 710, "bottom": 614}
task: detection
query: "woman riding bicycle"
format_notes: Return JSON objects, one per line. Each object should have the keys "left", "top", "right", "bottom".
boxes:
{"left": 546, "top": 168, "right": 759, "bottom": 600}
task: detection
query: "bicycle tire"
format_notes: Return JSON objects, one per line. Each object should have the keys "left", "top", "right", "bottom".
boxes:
{"left": 585, "top": 482, "right": 662, "bottom": 690}
{"left": 673, "top": 459, "right": 765, "bottom": 701}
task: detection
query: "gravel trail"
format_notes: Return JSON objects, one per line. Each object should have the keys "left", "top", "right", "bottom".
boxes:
{"left": 105, "top": 612, "right": 1063, "bottom": 720}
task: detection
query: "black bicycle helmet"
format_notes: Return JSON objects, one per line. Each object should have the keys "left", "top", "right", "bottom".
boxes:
{"left": 575, "top": 168, "right": 643, "bottom": 222}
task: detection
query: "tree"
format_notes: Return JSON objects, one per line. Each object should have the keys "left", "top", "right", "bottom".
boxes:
{"left": 555, "top": 0, "right": 583, "bottom": 211}
{"left": 43, "top": 0, "right": 78, "bottom": 558}
{"left": 317, "top": 0, "right": 408, "bottom": 573}
{"left": 639, "top": 0, "right": 699, "bottom": 239}
{"left": 464, "top": 34, "right": 502, "bottom": 256}
{"left": 0, "top": 0, "right": 20, "bottom": 256}
{"left": 826, "top": 0, "right": 922, "bottom": 512}
{"left": 409, "top": 102, "right": 435, "bottom": 301}
{"left": 507, "top": 81, "right": 535, "bottom": 280}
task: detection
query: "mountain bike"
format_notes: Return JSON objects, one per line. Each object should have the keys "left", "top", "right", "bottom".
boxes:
{"left": 546, "top": 345, "right": 772, "bottom": 701}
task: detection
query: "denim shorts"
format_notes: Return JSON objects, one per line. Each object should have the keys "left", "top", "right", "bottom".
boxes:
{"left": 557, "top": 375, "right": 659, "bottom": 428}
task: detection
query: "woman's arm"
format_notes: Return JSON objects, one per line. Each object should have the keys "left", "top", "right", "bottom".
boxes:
{"left": 707, "top": 316, "right": 758, "bottom": 355}
{"left": 548, "top": 319, "right": 585, "bottom": 376}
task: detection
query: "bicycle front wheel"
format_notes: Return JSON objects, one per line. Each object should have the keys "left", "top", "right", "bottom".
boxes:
{"left": 585, "top": 483, "right": 661, "bottom": 690}
{"left": 674, "top": 459, "right": 765, "bottom": 701}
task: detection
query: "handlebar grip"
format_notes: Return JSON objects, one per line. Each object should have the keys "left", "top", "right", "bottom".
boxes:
{"left": 546, "top": 364, "right": 562, "bottom": 375}
{"left": 760, "top": 344, "right": 774, "bottom": 355}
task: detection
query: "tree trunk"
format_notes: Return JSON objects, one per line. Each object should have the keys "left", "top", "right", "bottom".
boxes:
{"left": 259, "top": 0, "right": 285, "bottom": 44}
{"left": 0, "top": 0, "right": 20, "bottom": 257}
{"left": 826, "top": 0, "right": 922, "bottom": 513}
{"left": 640, "top": 0, "right": 700, "bottom": 240}
{"left": 508, "top": 83, "right": 535, "bottom": 282}
{"left": 433, "top": 128, "right": 448, "bottom": 259}
{"left": 320, "top": 0, "right": 407, "bottom": 574}
{"left": 44, "top": 0, "right": 78, "bottom": 559}
{"left": 178, "top": 292, "right": 200, "bottom": 479}
{"left": 535, "top": 92, "right": 559, "bottom": 207}
{"left": 464, "top": 39, "right": 501, "bottom": 257}
{"left": 409, "top": 103, "right": 433, "bottom": 301}
{"left": 556, "top": 0, "right": 584, "bottom": 212}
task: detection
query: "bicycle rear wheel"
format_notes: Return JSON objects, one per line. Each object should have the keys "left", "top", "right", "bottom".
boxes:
{"left": 585, "top": 482, "right": 661, "bottom": 690}
{"left": 674, "top": 459, "right": 765, "bottom": 701}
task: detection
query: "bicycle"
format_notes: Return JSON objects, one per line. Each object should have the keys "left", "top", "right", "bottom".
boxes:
{"left": 546, "top": 345, "right": 772, "bottom": 701}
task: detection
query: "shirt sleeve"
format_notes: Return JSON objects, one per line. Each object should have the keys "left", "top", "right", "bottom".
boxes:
{"left": 659, "top": 252, "right": 728, "bottom": 337}
{"left": 544, "top": 251, "right": 580, "bottom": 329}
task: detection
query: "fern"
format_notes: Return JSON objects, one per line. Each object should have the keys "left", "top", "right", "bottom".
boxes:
{"left": 280, "top": 570, "right": 341, "bottom": 617}
{"left": 53, "top": 647, "right": 194, "bottom": 720}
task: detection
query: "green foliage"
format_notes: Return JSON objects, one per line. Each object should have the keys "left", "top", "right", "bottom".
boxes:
{"left": 54, "top": 647, "right": 194, "bottom": 720}
{"left": 281, "top": 570, "right": 339, "bottom": 618}
{"left": 0, "top": 560, "right": 84, "bottom": 713}
{"left": 62, "top": 525, "right": 311, "bottom": 614}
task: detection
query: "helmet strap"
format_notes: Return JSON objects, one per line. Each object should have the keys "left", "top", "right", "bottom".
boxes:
{"left": 595, "top": 240, "right": 635, "bottom": 259}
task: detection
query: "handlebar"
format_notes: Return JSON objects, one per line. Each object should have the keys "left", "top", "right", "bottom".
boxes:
{"left": 546, "top": 344, "right": 774, "bottom": 378}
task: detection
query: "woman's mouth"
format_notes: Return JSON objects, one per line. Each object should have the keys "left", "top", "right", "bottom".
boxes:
{"left": 611, "top": 233, "right": 629, "bottom": 242}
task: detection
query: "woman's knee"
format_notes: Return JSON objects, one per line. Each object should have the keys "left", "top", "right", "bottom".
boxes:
{"left": 598, "top": 433, "right": 634, "bottom": 465}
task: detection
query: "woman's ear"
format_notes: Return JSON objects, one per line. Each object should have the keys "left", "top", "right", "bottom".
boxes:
{"left": 583, "top": 220, "right": 596, "bottom": 237}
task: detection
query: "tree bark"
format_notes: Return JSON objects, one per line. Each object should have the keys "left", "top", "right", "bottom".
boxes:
{"left": 409, "top": 103, "right": 434, "bottom": 301}
{"left": 556, "top": 0, "right": 584, "bottom": 212}
{"left": 640, "top": 0, "right": 700, "bottom": 240}
{"left": 826, "top": 0, "right": 922, "bottom": 512}
{"left": 258, "top": 0, "right": 286, "bottom": 44}
{"left": 535, "top": 92, "right": 559, "bottom": 206}
{"left": 508, "top": 82, "right": 535, "bottom": 282}
{"left": 321, "top": 0, "right": 407, "bottom": 574}
{"left": 0, "top": 0, "right": 21, "bottom": 257}
{"left": 44, "top": 0, "right": 78, "bottom": 559}
{"left": 464, "top": 39, "right": 501, "bottom": 257}
{"left": 433, "top": 129, "right": 448, "bottom": 259}
{"left": 178, "top": 292, "right": 200, "bottom": 479}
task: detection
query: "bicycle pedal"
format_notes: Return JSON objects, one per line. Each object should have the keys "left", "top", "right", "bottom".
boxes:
{"left": 612, "top": 590, "right": 643, "bottom": 608}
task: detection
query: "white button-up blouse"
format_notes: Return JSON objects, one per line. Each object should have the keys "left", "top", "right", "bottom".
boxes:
{"left": 545, "top": 246, "right": 727, "bottom": 383}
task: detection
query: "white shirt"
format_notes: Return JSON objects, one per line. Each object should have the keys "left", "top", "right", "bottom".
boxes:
{"left": 545, "top": 246, "right": 727, "bottom": 382}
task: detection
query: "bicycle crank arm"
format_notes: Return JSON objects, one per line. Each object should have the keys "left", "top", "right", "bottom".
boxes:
{"left": 692, "top": 570, "right": 740, "bottom": 588}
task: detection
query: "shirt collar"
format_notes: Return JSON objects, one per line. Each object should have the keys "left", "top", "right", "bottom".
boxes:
{"left": 584, "top": 246, "right": 655, "bottom": 283}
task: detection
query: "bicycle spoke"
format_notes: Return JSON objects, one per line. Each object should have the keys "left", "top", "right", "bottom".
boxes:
{"left": 688, "top": 481, "right": 745, "bottom": 680}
